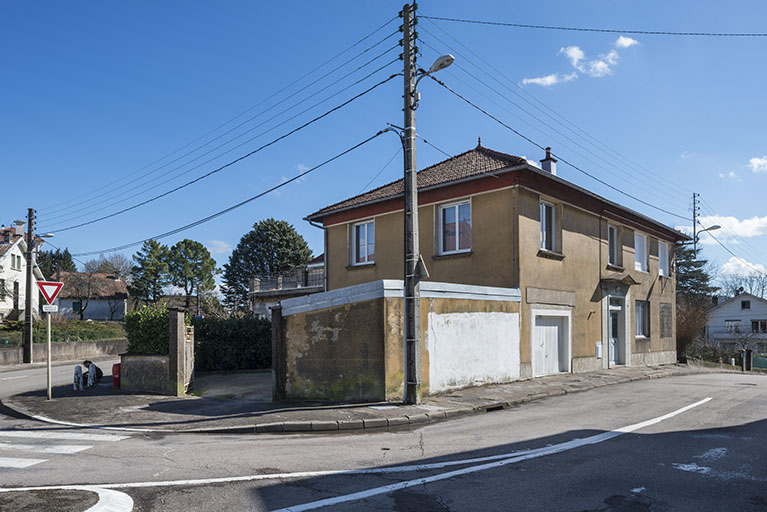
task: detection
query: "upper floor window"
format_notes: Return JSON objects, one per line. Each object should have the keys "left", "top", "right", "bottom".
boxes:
{"left": 634, "top": 233, "right": 648, "bottom": 272}
{"left": 725, "top": 319, "right": 741, "bottom": 333}
{"left": 741, "top": 300, "right": 751, "bottom": 310}
{"left": 608, "top": 224, "right": 620, "bottom": 266}
{"left": 635, "top": 300, "right": 650, "bottom": 337}
{"left": 10, "top": 254, "right": 22, "bottom": 271}
{"left": 352, "top": 220, "right": 374, "bottom": 265}
{"left": 439, "top": 201, "right": 471, "bottom": 254}
{"left": 751, "top": 320, "right": 767, "bottom": 334}
{"left": 540, "top": 201, "right": 556, "bottom": 252}
{"left": 658, "top": 241, "right": 670, "bottom": 277}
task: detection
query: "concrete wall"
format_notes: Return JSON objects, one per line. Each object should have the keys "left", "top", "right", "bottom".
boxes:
{"left": 120, "top": 354, "right": 169, "bottom": 395}
{"left": 0, "top": 339, "right": 128, "bottom": 366}
{"left": 279, "top": 280, "right": 521, "bottom": 402}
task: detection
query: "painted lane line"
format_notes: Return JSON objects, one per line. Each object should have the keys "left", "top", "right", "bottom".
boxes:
{"left": 0, "top": 376, "right": 26, "bottom": 381}
{"left": 29, "top": 414, "right": 177, "bottom": 433}
{"left": 0, "top": 441, "right": 93, "bottom": 454}
{"left": 270, "top": 397, "right": 713, "bottom": 512}
{"left": 0, "top": 429, "right": 129, "bottom": 442}
{"left": 0, "top": 398, "right": 713, "bottom": 496}
{"left": 82, "top": 486, "right": 134, "bottom": 512}
{"left": 0, "top": 456, "right": 47, "bottom": 468}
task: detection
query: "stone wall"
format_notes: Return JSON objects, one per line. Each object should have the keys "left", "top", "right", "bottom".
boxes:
{"left": 120, "top": 354, "right": 170, "bottom": 395}
{"left": 0, "top": 339, "right": 128, "bottom": 366}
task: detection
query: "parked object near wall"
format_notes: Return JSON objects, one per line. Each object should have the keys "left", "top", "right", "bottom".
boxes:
{"left": 272, "top": 280, "right": 521, "bottom": 402}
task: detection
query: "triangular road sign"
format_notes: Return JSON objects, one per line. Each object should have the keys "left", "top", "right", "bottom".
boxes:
{"left": 37, "top": 281, "right": 64, "bottom": 305}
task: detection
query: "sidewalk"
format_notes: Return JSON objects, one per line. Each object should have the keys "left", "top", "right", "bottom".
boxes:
{"left": 0, "top": 364, "right": 739, "bottom": 434}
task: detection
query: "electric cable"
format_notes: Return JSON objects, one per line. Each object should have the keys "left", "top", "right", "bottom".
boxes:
{"left": 428, "top": 74, "right": 692, "bottom": 221}
{"left": 705, "top": 229, "right": 767, "bottom": 276}
{"left": 70, "top": 130, "right": 388, "bottom": 257}
{"left": 358, "top": 148, "right": 401, "bottom": 194}
{"left": 41, "top": 73, "right": 399, "bottom": 234}
{"left": 421, "top": 15, "right": 767, "bottom": 37}
{"left": 37, "top": 16, "right": 399, "bottom": 215}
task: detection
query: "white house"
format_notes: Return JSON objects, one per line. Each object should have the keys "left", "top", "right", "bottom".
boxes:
{"left": 706, "top": 292, "right": 767, "bottom": 351}
{"left": 54, "top": 272, "right": 128, "bottom": 321}
{"left": 0, "top": 226, "right": 45, "bottom": 322}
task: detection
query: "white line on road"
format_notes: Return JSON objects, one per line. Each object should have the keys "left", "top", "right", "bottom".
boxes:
{"left": 0, "top": 397, "right": 712, "bottom": 499}
{"left": 0, "top": 376, "right": 26, "bottom": 381}
{"left": 0, "top": 430, "right": 129, "bottom": 442}
{"left": 0, "top": 456, "right": 47, "bottom": 468}
{"left": 0, "top": 441, "right": 93, "bottom": 454}
{"left": 81, "top": 486, "right": 134, "bottom": 512}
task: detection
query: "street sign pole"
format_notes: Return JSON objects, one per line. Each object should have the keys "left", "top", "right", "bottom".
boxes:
{"left": 47, "top": 312, "right": 51, "bottom": 400}
{"left": 37, "top": 281, "right": 64, "bottom": 401}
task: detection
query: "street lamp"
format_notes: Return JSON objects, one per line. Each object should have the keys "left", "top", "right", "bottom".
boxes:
{"left": 401, "top": 1, "right": 454, "bottom": 405}
{"left": 693, "top": 224, "right": 721, "bottom": 253}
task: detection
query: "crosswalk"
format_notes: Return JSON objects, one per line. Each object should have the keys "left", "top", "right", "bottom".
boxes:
{"left": 0, "top": 426, "right": 130, "bottom": 469}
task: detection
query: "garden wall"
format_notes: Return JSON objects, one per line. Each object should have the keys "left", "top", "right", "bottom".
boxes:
{"left": 0, "top": 339, "right": 128, "bottom": 366}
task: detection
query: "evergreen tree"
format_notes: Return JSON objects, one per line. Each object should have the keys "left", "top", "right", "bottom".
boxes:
{"left": 167, "top": 239, "right": 218, "bottom": 310}
{"left": 37, "top": 248, "right": 77, "bottom": 279}
{"left": 129, "top": 240, "right": 170, "bottom": 305}
{"left": 222, "top": 218, "right": 312, "bottom": 311}
{"left": 675, "top": 242, "right": 717, "bottom": 358}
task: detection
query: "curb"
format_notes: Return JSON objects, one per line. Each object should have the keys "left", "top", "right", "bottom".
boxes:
{"left": 0, "top": 366, "right": 728, "bottom": 435}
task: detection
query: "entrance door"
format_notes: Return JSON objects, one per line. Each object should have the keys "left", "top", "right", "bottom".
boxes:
{"left": 534, "top": 316, "right": 566, "bottom": 376}
{"left": 610, "top": 311, "right": 620, "bottom": 364}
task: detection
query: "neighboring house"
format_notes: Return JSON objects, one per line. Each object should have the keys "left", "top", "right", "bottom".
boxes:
{"left": 302, "top": 142, "right": 688, "bottom": 383}
{"left": 54, "top": 272, "right": 128, "bottom": 321}
{"left": 0, "top": 226, "right": 45, "bottom": 322}
{"left": 249, "top": 254, "right": 325, "bottom": 319}
{"left": 706, "top": 293, "right": 767, "bottom": 351}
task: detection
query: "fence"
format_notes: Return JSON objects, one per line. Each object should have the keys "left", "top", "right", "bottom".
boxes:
{"left": 251, "top": 267, "right": 324, "bottom": 293}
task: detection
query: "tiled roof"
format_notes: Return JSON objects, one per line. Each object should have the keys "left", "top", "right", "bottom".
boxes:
{"left": 0, "top": 244, "right": 13, "bottom": 258}
{"left": 57, "top": 272, "right": 129, "bottom": 300}
{"left": 307, "top": 144, "right": 527, "bottom": 219}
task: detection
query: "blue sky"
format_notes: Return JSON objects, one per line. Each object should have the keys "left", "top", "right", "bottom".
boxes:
{"left": 2, "top": 1, "right": 766, "bottom": 284}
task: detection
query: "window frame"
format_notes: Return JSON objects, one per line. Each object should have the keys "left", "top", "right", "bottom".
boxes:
{"left": 540, "top": 200, "right": 557, "bottom": 252}
{"left": 351, "top": 219, "right": 375, "bottom": 266}
{"left": 658, "top": 240, "right": 669, "bottom": 277}
{"left": 751, "top": 320, "right": 767, "bottom": 334}
{"left": 725, "top": 319, "right": 741, "bottom": 333}
{"left": 608, "top": 224, "right": 621, "bottom": 266}
{"left": 634, "top": 232, "right": 648, "bottom": 272}
{"left": 741, "top": 300, "right": 751, "bottom": 310}
{"left": 438, "top": 200, "right": 472, "bottom": 255}
{"left": 0, "top": 278, "right": 5, "bottom": 301}
{"left": 635, "top": 300, "right": 650, "bottom": 338}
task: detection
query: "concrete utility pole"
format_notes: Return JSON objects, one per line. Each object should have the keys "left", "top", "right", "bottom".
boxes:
{"left": 402, "top": 2, "right": 421, "bottom": 405}
{"left": 23, "top": 208, "right": 35, "bottom": 363}
{"left": 692, "top": 192, "right": 699, "bottom": 254}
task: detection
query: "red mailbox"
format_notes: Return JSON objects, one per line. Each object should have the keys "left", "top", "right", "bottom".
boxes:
{"left": 112, "top": 363, "right": 121, "bottom": 389}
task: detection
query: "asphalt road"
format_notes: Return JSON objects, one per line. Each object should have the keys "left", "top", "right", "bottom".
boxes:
{"left": 1, "top": 371, "right": 765, "bottom": 512}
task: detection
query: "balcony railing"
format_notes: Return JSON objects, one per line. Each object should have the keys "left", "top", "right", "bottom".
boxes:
{"left": 250, "top": 267, "right": 324, "bottom": 294}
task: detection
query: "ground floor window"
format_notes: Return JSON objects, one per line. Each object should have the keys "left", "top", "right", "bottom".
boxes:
{"left": 635, "top": 300, "right": 649, "bottom": 337}
{"left": 752, "top": 320, "right": 767, "bottom": 334}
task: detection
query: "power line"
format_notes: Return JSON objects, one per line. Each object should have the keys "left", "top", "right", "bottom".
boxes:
{"left": 706, "top": 229, "right": 767, "bottom": 277}
{"left": 71, "top": 131, "right": 388, "bottom": 257}
{"left": 358, "top": 148, "right": 401, "bottom": 194}
{"left": 37, "top": 16, "right": 399, "bottom": 215}
{"left": 418, "top": 20, "right": 693, "bottom": 197}
{"left": 415, "top": 133, "right": 452, "bottom": 158}
{"left": 698, "top": 199, "right": 766, "bottom": 264}
{"left": 42, "top": 74, "right": 399, "bottom": 234}
{"left": 40, "top": 39, "right": 400, "bottom": 221}
{"left": 428, "top": 74, "right": 692, "bottom": 221}
{"left": 42, "top": 49, "right": 400, "bottom": 225}
{"left": 421, "top": 15, "right": 767, "bottom": 37}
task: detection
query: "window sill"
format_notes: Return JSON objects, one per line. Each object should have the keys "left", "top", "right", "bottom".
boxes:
{"left": 537, "top": 249, "right": 565, "bottom": 261}
{"left": 635, "top": 336, "right": 650, "bottom": 341}
{"left": 346, "top": 262, "right": 375, "bottom": 270}
{"left": 433, "top": 250, "right": 472, "bottom": 260}
{"left": 606, "top": 264, "right": 624, "bottom": 272}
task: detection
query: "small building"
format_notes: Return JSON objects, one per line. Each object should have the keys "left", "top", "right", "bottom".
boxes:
{"left": 706, "top": 292, "right": 767, "bottom": 351}
{"left": 54, "top": 272, "right": 128, "bottom": 321}
{"left": 249, "top": 254, "right": 325, "bottom": 320}
{"left": 0, "top": 226, "right": 45, "bottom": 322}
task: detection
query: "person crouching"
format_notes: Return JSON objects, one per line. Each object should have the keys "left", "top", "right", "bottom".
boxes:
{"left": 73, "top": 360, "right": 103, "bottom": 391}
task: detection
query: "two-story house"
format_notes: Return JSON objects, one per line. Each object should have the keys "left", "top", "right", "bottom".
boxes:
{"left": 303, "top": 143, "right": 688, "bottom": 381}
{"left": 0, "top": 226, "right": 45, "bottom": 322}
{"left": 706, "top": 293, "right": 767, "bottom": 351}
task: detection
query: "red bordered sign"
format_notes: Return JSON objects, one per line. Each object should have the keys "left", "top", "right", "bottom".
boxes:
{"left": 37, "top": 281, "right": 64, "bottom": 305}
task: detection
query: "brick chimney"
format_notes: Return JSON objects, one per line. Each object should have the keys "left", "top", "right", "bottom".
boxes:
{"left": 540, "top": 147, "right": 557, "bottom": 175}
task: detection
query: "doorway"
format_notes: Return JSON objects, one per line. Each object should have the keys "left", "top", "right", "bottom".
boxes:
{"left": 608, "top": 297, "right": 624, "bottom": 365}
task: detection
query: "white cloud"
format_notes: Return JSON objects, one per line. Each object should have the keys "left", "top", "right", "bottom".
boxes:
{"left": 207, "top": 240, "right": 232, "bottom": 255}
{"left": 522, "top": 72, "right": 577, "bottom": 87}
{"left": 749, "top": 155, "right": 767, "bottom": 173}
{"left": 559, "top": 46, "right": 585, "bottom": 69}
{"left": 296, "top": 163, "right": 310, "bottom": 172}
{"left": 680, "top": 151, "right": 693, "bottom": 159}
{"left": 718, "top": 171, "right": 740, "bottom": 181}
{"left": 615, "top": 36, "right": 639, "bottom": 48}
{"left": 586, "top": 59, "right": 613, "bottom": 77}
{"left": 698, "top": 214, "right": 767, "bottom": 240}
{"left": 720, "top": 256, "right": 767, "bottom": 276}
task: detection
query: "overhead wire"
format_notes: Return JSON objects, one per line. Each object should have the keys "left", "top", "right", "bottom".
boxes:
{"left": 418, "top": 19, "right": 693, "bottom": 197}
{"left": 698, "top": 199, "right": 766, "bottom": 264}
{"left": 705, "top": 229, "right": 767, "bottom": 277}
{"left": 43, "top": 47, "right": 401, "bottom": 226}
{"left": 420, "top": 15, "right": 767, "bottom": 37}
{"left": 70, "top": 130, "right": 389, "bottom": 257}
{"left": 358, "top": 148, "right": 401, "bottom": 194}
{"left": 42, "top": 74, "right": 399, "bottom": 234}
{"left": 37, "top": 16, "right": 399, "bottom": 215}
{"left": 427, "top": 74, "right": 692, "bottom": 221}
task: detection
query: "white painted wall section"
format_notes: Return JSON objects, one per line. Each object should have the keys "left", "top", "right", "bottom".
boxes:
{"left": 427, "top": 311, "right": 520, "bottom": 393}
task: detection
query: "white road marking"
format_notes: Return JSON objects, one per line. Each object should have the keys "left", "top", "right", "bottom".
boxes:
{"left": 0, "top": 456, "right": 47, "bottom": 468}
{"left": 0, "top": 441, "right": 93, "bottom": 454}
{"left": 0, "top": 397, "right": 712, "bottom": 501}
{"left": 82, "top": 486, "right": 134, "bottom": 512}
{"left": 631, "top": 487, "right": 646, "bottom": 493}
{"left": 0, "top": 376, "right": 26, "bottom": 381}
{"left": 0, "top": 429, "right": 129, "bottom": 442}
{"left": 29, "top": 414, "right": 176, "bottom": 433}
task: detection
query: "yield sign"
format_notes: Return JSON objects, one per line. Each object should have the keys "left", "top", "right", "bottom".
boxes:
{"left": 37, "top": 281, "right": 64, "bottom": 305}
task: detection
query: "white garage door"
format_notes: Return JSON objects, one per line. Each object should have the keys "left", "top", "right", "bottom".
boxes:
{"left": 533, "top": 315, "right": 567, "bottom": 377}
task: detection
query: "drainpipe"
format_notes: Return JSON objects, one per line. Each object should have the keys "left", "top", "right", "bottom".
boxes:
{"left": 308, "top": 220, "right": 327, "bottom": 292}
{"left": 600, "top": 207, "right": 607, "bottom": 370}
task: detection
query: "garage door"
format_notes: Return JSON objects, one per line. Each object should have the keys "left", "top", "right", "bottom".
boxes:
{"left": 533, "top": 315, "right": 567, "bottom": 377}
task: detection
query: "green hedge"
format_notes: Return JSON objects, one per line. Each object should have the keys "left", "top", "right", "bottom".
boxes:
{"left": 193, "top": 316, "right": 271, "bottom": 371}
{"left": 125, "top": 304, "right": 169, "bottom": 355}
{"left": 0, "top": 320, "right": 125, "bottom": 347}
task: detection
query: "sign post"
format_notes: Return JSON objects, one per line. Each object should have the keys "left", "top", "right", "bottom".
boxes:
{"left": 37, "top": 281, "right": 63, "bottom": 400}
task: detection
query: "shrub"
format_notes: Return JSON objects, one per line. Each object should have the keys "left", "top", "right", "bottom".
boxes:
{"left": 125, "top": 304, "right": 169, "bottom": 355}
{"left": 193, "top": 316, "right": 271, "bottom": 371}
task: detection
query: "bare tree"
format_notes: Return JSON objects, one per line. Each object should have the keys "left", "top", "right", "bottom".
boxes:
{"left": 105, "top": 296, "right": 124, "bottom": 321}
{"left": 65, "top": 273, "right": 105, "bottom": 320}
{"left": 717, "top": 273, "right": 767, "bottom": 299}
